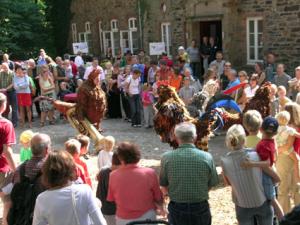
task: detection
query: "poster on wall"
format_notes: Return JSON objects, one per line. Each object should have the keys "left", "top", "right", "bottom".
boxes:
{"left": 149, "top": 42, "right": 166, "bottom": 55}
{"left": 72, "top": 42, "right": 89, "bottom": 54}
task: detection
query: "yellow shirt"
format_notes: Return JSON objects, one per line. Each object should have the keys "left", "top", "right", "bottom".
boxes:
{"left": 245, "top": 134, "right": 262, "bottom": 149}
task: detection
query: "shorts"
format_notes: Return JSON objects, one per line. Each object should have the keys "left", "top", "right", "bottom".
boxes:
{"left": 262, "top": 173, "right": 275, "bottom": 200}
{"left": 0, "top": 171, "right": 14, "bottom": 202}
{"left": 17, "top": 93, "right": 32, "bottom": 106}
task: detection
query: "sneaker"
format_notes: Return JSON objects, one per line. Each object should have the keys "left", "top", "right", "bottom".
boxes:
{"left": 136, "top": 124, "right": 142, "bottom": 127}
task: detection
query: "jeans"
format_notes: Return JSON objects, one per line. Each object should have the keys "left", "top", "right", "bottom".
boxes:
{"left": 120, "top": 92, "right": 131, "bottom": 119}
{"left": 190, "top": 62, "right": 201, "bottom": 81}
{"left": 235, "top": 201, "right": 274, "bottom": 225}
{"left": 202, "top": 57, "right": 209, "bottom": 75}
{"left": 6, "top": 90, "right": 18, "bottom": 126}
{"left": 168, "top": 200, "right": 211, "bottom": 225}
{"left": 143, "top": 105, "right": 154, "bottom": 127}
{"left": 129, "top": 94, "right": 141, "bottom": 125}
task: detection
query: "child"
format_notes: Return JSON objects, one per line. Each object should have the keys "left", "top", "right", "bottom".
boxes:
{"left": 270, "top": 84, "right": 279, "bottom": 116}
{"left": 98, "top": 136, "right": 115, "bottom": 170}
{"left": 75, "top": 134, "right": 92, "bottom": 187}
{"left": 19, "top": 130, "right": 34, "bottom": 162}
{"left": 65, "top": 139, "right": 90, "bottom": 187}
{"left": 142, "top": 83, "right": 154, "bottom": 128}
{"left": 277, "top": 86, "right": 291, "bottom": 112}
{"left": 242, "top": 110, "right": 262, "bottom": 148}
{"left": 57, "top": 81, "right": 71, "bottom": 101}
{"left": 96, "top": 152, "right": 121, "bottom": 225}
{"left": 243, "top": 117, "right": 284, "bottom": 220}
{"left": 275, "top": 111, "right": 300, "bottom": 184}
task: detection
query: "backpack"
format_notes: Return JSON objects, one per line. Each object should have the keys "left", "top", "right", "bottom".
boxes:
{"left": 7, "top": 162, "right": 44, "bottom": 225}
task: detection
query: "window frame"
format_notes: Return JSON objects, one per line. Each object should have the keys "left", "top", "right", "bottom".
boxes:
{"left": 128, "top": 17, "right": 137, "bottom": 31}
{"left": 85, "top": 21, "right": 91, "bottom": 33}
{"left": 111, "top": 19, "right": 118, "bottom": 32}
{"left": 246, "top": 17, "right": 263, "bottom": 65}
{"left": 98, "top": 21, "right": 103, "bottom": 53}
{"left": 71, "top": 23, "right": 77, "bottom": 43}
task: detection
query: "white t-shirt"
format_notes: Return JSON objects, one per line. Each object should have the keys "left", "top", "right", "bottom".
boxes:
{"left": 74, "top": 56, "right": 84, "bottom": 67}
{"left": 98, "top": 150, "right": 113, "bottom": 169}
{"left": 83, "top": 65, "right": 105, "bottom": 81}
{"left": 244, "top": 86, "right": 259, "bottom": 98}
{"left": 33, "top": 184, "right": 107, "bottom": 225}
{"left": 126, "top": 75, "right": 140, "bottom": 95}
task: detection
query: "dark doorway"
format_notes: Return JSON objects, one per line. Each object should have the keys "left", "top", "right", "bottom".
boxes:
{"left": 199, "top": 20, "right": 222, "bottom": 50}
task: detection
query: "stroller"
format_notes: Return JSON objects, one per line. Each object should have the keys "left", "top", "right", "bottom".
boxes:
{"left": 126, "top": 219, "right": 170, "bottom": 225}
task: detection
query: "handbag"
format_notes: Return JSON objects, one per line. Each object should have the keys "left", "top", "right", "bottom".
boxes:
{"left": 71, "top": 189, "right": 81, "bottom": 225}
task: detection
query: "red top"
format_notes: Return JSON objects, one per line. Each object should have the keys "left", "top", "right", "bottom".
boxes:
{"left": 107, "top": 164, "right": 162, "bottom": 219}
{"left": 256, "top": 139, "right": 276, "bottom": 166}
{"left": 0, "top": 117, "right": 16, "bottom": 172}
{"left": 293, "top": 127, "right": 300, "bottom": 156}
{"left": 74, "top": 157, "right": 92, "bottom": 188}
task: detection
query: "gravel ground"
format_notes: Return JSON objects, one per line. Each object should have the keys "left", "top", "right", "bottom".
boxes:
{"left": 2, "top": 117, "right": 237, "bottom": 224}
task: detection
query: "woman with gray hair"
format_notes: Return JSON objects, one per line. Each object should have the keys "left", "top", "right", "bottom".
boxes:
{"left": 221, "top": 124, "right": 273, "bottom": 225}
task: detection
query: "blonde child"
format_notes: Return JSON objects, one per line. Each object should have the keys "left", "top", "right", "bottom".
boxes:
{"left": 277, "top": 86, "right": 291, "bottom": 112}
{"left": 275, "top": 111, "right": 300, "bottom": 183}
{"left": 242, "top": 110, "right": 262, "bottom": 148}
{"left": 98, "top": 136, "right": 115, "bottom": 169}
{"left": 19, "top": 130, "right": 34, "bottom": 162}
{"left": 142, "top": 83, "right": 154, "bottom": 128}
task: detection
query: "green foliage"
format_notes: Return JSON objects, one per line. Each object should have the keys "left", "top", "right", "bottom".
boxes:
{"left": 0, "top": 0, "right": 54, "bottom": 59}
{"left": 45, "top": 0, "right": 73, "bottom": 56}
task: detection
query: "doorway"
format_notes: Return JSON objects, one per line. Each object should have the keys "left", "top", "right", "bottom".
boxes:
{"left": 199, "top": 20, "right": 222, "bottom": 50}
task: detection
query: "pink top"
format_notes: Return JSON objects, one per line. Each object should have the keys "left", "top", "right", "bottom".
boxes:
{"left": 142, "top": 91, "right": 153, "bottom": 107}
{"left": 293, "top": 127, "right": 300, "bottom": 155}
{"left": 107, "top": 164, "right": 162, "bottom": 219}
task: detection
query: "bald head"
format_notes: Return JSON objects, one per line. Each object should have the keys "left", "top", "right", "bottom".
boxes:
{"left": 31, "top": 133, "right": 51, "bottom": 156}
{"left": 1, "top": 62, "right": 9, "bottom": 72}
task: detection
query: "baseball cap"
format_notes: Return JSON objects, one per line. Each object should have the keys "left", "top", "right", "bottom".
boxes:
{"left": 262, "top": 117, "right": 279, "bottom": 134}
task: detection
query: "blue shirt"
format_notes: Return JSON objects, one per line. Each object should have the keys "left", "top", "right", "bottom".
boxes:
{"left": 132, "top": 64, "right": 145, "bottom": 83}
{"left": 13, "top": 75, "right": 31, "bottom": 94}
{"left": 37, "top": 57, "right": 47, "bottom": 66}
{"left": 226, "top": 78, "right": 240, "bottom": 90}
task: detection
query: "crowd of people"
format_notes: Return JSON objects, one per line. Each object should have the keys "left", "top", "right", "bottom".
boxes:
{"left": 0, "top": 38, "right": 300, "bottom": 225}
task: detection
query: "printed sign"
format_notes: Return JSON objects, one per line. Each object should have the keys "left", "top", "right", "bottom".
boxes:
{"left": 72, "top": 42, "right": 89, "bottom": 54}
{"left": 149, "top": 42, "right": 166, "bottom": 55}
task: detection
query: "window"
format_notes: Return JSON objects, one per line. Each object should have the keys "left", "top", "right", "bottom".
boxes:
{"left": 120, "top": 30, "right": 130, "bottom": 54}
{"left": 71, "top": 23, "right": 77, "bottom": 43}
{"left": 78, "top": 32, "right": 92, "bottom": 53}
{"left": 103, "top": 31, "right": 113, "bottom": 56}
{"left": 161, "top": 22, "right": 171, "bottom": 56}
{"left": 111, "top": 19, "right": 118, "bottom": 32}
{"left": 98, "top": 21, "right": 103, "bottom": 53}
{"left": 128, "top": 18, "right": 137, "bottom": 31}
{"left": 85, "top": 21, "right": 91, "bottom": 33}
{"left": 247, "top": 17, "right": 263, "bottom": 64}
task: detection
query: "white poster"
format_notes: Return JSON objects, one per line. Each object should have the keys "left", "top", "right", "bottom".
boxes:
{"left": 149, "top": 42, "right": 166, "bottom": 55}
{"left": 72, "top": 42, "right": 89, "bottom": 54}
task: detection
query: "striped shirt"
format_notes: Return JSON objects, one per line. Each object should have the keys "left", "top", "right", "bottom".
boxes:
{"left": 0, "top": 71, "right": 14, "bottom": 90}
{"left": 221, "top": 149, "right": 266, "bottom": 208}
{"left": 160, "top": 144, "right": 219, "bottom": 203}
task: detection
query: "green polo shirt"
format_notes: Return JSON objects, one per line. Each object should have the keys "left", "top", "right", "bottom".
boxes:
{"left": 160, "top": 143, "right": 218, "bottom": 203}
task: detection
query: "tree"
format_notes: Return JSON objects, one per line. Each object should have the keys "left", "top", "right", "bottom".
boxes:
{"left": 0, "top": 0, "right": 53, "bottom": 59}
{"left": 45, "top": 0, "right": 73, "bottom": 56}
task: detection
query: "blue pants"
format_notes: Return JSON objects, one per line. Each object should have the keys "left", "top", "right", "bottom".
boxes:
{"left": 129, "top": 94, "right": 141, "bottom": 126}
{"left": 168, "top": 200, "right": 211, "bottom": 225}
{"left": 6, "top": 90, "right": 18, "bottom": 126}
{"left": 235, "top": 201, "right": 274, "bottom": 225}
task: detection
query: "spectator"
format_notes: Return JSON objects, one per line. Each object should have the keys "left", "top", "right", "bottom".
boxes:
{"left": 0, "top": 62, "right": 18, "bottom": 127}
{"left": 83, "top": 57, "right": 105, "bottom": 81}
{"left": 64, "top": 139, "right": 89, "bottom": 186}
{"left": 75, "top": 133, "right": 90, "bottom": 159}
{"left": 236, "top": 71, "right": 249, "bottom": 108}
{"left": 98, "top": 136, "right": 115, "bottom": 170}
{"left": 13, "top": 63, "right": 32, "bottom": 128}
{"left": 200, "top": 36, "right": 211, "bottom": 75}
{"left": 277, "top": 86, "right": 291, "bottom": 112}
{"left": 255, "top": 62, "right": 266, "bottom": 85}
{"left": 243, "top": 110, "right": 262, "bottom": 148}
{"left": 0, "top": 93, "right": 16, "bottom": 225}
{"left": 242, "top": 117, "right": 284, "bottom": 220}
{"left": 27, "top": 59, "right": 41, "bottom": 117}
{"left": 244, "top": 74, "right": 259, "bottom": 100}
{"left": 57, "top": 81, "right": 71, "bottom": 101}
{"left": 19, "top": 130, "right": 34, "bottom": 162}
{"left": 203, "top": 68, "right": 217, "bottom": 84}
{"left": 157, "top": 60, "right": 172, "bottom": 81}
{"left": 39, "top": 64, "right": 55, "bottom": 126}
{"left": 125, "top": 69, "right": 142, "bottom": 127}
{"left": 265, "top": 52, "right": 276, "bottom": 82}
{"left": 209, "top": 51, "right": 225, "bottom": 77}
{"left": 219, "top": 61, "right": 231, "bottom": 90}
{"left": 179, "top": 77, "right": 196, "bottom": 106}
{"left": 74, "top": 51, "right": 85, "bottom": 68}
{"left": 138, "top": 49, "right": 150, "bottom": 65}
{"left": 270, "top": 84, "right": 279, "bottom": 117}
{"left": 2, "top": 54, "right": 14, "bottom": 71}
{"left": 32, "top": 150, "right": 107, "bottom": 225}
{"left": 273, "top": 64, "right": 291, "bottom": 91}
{"left": 37, "top": 49, "right": 47, "bottom": 67}
{"left": 209, "top": 37, "right": 218, "bottom": 63}
{"left": 147, "top": 60, "right": 159, "bottom": 85}
{"left": 168, "top": 67, "right": 183, "bottom": 92}
{"left": 118, "top": 65, "right": 131, "bottom": 121}
{"left": 96, "top": 152, "right": 121, "bottom": 225}
{"left": 288, "top": 66, "right": 300, "bottom": 101}
{"left": 107, "top": 64, "right": 122, "bottom": 119}
{"left": 221, "top": 124, "right": 274, "bottom": 225}
{"left": 226, "top": 69, "right": 240, "bottom": 100}
{"left": 107, "top": 142, "right": 163, "bottom": 225}
{"left": 142, "top": 83, "right": 154, "bottom": 128}
{"left": 160, "top": 122, "right": 218, "bottom": 225}
{"left": 186, "top": 40, "right": 201, "bottom": 80}
{"left": 177, "top": 46, "right": 190, "bottom": 64}
{"left": 275, "top": 111, "right": 300, "bottom": 185}
{"left": 183, "top": 67, "right": 201, "bottom": 92}
{"left": 55, "top": 56, "right": 67, "bottom": 87}
{"left": 120, "top": 50, "right": 132, "bottom": 67}
{"left": 64, "top": 53, "right": 78, "bottom": 78}
{"left": 45, "top": 56, "right": 58, "bottom": 79}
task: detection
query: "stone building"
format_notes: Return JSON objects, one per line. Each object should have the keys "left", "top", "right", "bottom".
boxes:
{"left": 69, "top": 0, "right": 300, "bottom": 72}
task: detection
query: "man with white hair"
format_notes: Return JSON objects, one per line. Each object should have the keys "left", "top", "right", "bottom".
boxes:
{"left": 0, "top": 63, "right": 18, "bottom": 127}
{"left": 160, "top": 122, "right": 218, "bottom": 225}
